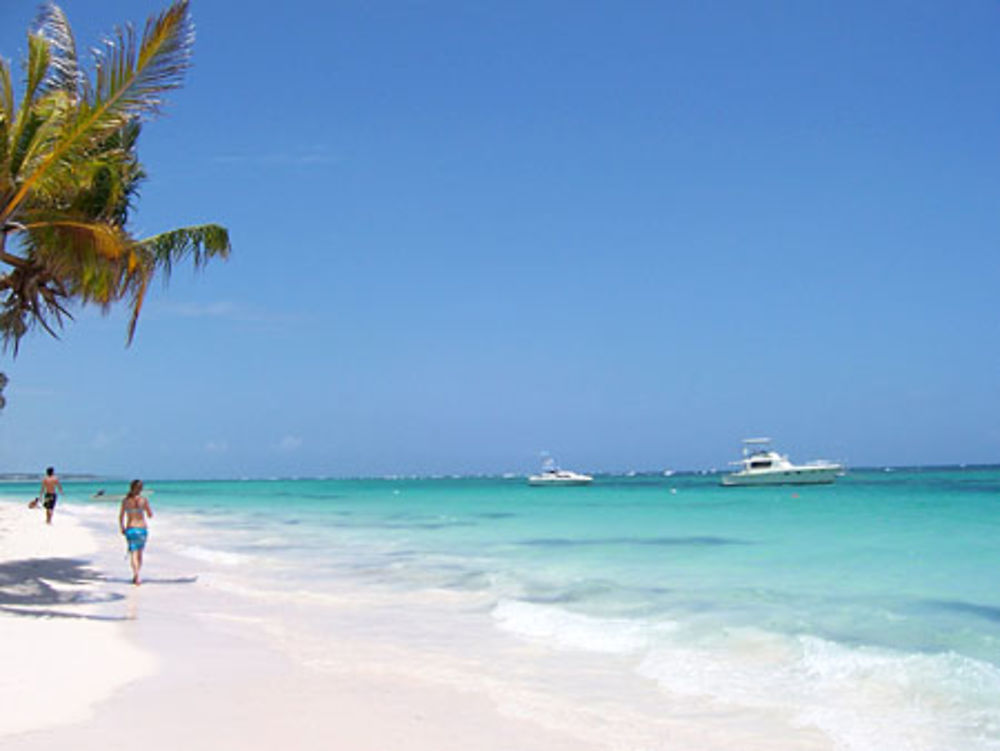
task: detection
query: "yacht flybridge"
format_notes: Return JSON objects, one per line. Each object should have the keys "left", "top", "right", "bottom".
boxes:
{"left": 721, "top": 438, "right": 843, "bottom": 486}
{"left": 528, "top": 457, "right": 593, "bottom": 486}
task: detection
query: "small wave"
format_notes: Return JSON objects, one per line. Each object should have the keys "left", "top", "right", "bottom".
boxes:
{"left": 637, "top": 629, "right": 1000, "bottom": 751}
{"left": 171, "top": 545, "right": 251, "bottom": 566}
{"left": 491, "top": 597, "right": 1000, "bottom": 749}
{"left": 492, "top": 599, "right": 672, "bottom": 654}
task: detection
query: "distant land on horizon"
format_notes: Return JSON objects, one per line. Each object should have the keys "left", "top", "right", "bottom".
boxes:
{"left": 0, "top": 473, "right": 105, "bottom": 483}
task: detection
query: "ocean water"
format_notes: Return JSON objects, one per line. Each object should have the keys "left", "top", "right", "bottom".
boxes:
{"left": 10, "top": 468, "right": 1000, "bottom": 750}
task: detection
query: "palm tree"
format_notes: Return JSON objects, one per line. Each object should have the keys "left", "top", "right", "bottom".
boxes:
{"left": 0, "top": 0, "right": 230, "bottom": 361}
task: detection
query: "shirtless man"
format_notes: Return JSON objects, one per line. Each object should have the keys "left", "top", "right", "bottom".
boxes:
{"left": 39, "top": 467, "right": 64, "bottom": 525}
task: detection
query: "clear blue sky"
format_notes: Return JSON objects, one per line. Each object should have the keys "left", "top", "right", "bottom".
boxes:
{"left": 1, "top": 0, "right": 998, "bottom": 478}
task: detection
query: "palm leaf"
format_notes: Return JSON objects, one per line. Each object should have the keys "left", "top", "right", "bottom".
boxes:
{"left": 0, "top": 59, "right": 12, "bottom": 119}
{"left": 0, "top": 61, "right": 11, "bottom": 191}
{"left": 1, "top": 0, "right": 193, "bottom": 224}
{"left": 21, "top": 34, "right": 52, "bottom": 113}
{"left": 139, "top": 223, "right": 231, "bottom": 275}
{"left": 0, "top": 58, "right": 13, "bottom": 150}
{"left": 33, "top": 3, "right": 83, "bottom": 99}
{"left": 4, "top": 34, "right": 53, "bottom": 190}
{"left": 125, "top": 223, "right": 230, "bottom": 342}
{"left": 26, "top": 219, "right": 132, "bottom": 263}
{"left": 92, "top": 1, "right": 193, "bottom": 118}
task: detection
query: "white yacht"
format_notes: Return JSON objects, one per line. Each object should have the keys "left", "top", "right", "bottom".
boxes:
{"left": 528, "top": 458, "right": 593, "bottom": 486}
{"left": 721, "top": 438, "right": 843, "bottom": 486}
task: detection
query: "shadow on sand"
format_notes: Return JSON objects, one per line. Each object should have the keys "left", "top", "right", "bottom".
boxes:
{"left": 0, "top": 556, "right": 125, "bottom": 620}
{"left": 0, "top": 558, "right": 199, "bottom": 621}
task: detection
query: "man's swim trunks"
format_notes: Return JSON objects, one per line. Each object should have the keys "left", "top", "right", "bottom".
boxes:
{"left": 125, "top": 527, "right": 148, "bottom": 551}
{"left": 43, "top": 492, "right": 57, "bottom": 510}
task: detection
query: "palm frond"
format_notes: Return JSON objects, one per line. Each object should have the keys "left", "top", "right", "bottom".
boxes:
{"left": 33, "top": 3, "right": 83, "bottom": 99}
{"left": 0, "top": 61, "right": 11, "bottom": 186}
{"left": 90, "top": 0, "right": 193, "bottom": 122}
{"left": 10, "top": 109, "right": 46, "bottom": 181}
{"left": 3, "top": 34, "right": 53, "bottom": 195}
{"left": 17, "top": 218, "right": 133, "bottom": 304}
{"left": 124, "top": 269, "right": 151, "bottom": 344}
{"left": 26, "top": 219, "right": 132, "bottom": 264}
{"left": 2, "top": 1, "right": 193, "bottom": 222}
{"left": 139, "top": 223, "right": 231, "bottom": 277}
{"left": 22, "top": 34, "right": 52, "bottom": 111}
{"left": 122, "top": 223, "right": 229, "bottom": 343}
{"left": 0, "top": 58, "right": 13, "bottom": 128}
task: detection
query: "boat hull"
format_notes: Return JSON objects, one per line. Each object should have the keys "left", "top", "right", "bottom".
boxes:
{"left": 527, "top": 478, "right": 592, "bottom": 486}
{"left": 721, "top": 468, "right": 840, "bottom": 486}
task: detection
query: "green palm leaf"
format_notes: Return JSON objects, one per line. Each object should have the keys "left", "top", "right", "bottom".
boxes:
{"left": 33, "top": 3, "right": 83, "bottom": 98}
{"left": 127, "top": 223, "right": 230, "bottom": 342}
{"left": 2, "top": 0, "right": 193, "bottom": 224}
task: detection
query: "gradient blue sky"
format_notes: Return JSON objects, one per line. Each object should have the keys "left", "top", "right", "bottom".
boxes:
{"left": 1, "top": 0, "right": 998, "bottom": 478}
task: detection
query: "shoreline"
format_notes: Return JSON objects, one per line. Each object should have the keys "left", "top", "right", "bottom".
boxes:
{"left": 0, "top": 499, "right": 633, "bottom": 750}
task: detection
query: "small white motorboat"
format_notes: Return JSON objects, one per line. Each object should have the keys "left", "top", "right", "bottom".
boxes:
{"left": 528, "top": 457, "right": 593, "bottom": 486}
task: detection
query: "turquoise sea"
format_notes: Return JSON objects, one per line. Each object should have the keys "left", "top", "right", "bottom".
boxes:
{"left": 9, "top": 467, "right": 1000, "bottom": 750}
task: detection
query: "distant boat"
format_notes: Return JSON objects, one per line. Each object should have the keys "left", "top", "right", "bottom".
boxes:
{"left": 721, "top": 438, "right": 843, "bottom": 486}
{"left": 528, "top": 457, "right": 593, "bottom": 487}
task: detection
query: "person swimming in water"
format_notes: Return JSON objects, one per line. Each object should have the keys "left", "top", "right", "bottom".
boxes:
{"left": 118, "top": 479, "right": 153, "bottom": 585}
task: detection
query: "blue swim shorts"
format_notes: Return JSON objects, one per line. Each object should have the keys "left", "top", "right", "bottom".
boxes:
{"left": 124, "top": 527, "right": 148, "bottom": 551}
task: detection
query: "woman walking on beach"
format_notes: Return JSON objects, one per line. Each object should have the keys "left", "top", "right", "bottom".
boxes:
{"left": 118, "top": 480, "right": 153, "bottom": 585}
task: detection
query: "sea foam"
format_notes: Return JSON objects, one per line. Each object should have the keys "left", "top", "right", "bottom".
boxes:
{"left": 637, "top": 628, "right": 1000, "bottom": 751}
{"left": 492, "top": 596, "right": 1000, "bottom": 750}
{"left": 492, "top": 598, "right": 671, "bottom": 655}
{"left": 171, "top": 544, "right": 252, "bottom": 566}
